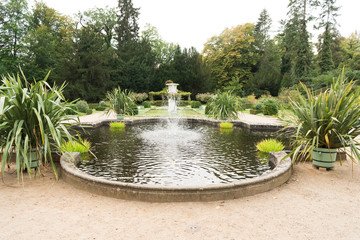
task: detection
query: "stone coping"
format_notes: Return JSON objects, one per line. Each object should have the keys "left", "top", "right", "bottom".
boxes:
{"left": 60, "top": 151, "right": 292, "bottom": 202}
{"left": 74, "top": 116, "right": 284, "bottom": 132}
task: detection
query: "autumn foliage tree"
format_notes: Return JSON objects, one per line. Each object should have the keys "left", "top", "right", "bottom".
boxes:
{"left": 203, "top": 23, "right": 259, "bottom": 92}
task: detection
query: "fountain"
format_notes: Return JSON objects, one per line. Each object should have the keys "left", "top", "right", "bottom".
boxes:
{"left": 59, "top": 83, "right": 292, "bottom": 202}
{"left": 166, "top": 83, "right": 179, "bottom": 114}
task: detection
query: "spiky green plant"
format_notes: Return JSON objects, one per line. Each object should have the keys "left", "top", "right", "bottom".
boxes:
{"left": 0, "top": 70, "right": 78, "bottom": 179}
{"left": 256, "top": 139, "right": 284, "bottom": 153}
{"left": 219, "top": 122, "right": 233, "bottom": 129}
{"left": 109, "top": 122, "right": 125, "bottom": 130}
{"left": 106, "top": 87, "right": 136, "bottom": 116}
{"left": 206, "top": 91, "right": 240, "bottom": 120}
{"left": 284, "top": 68, "right": 360, "bottom": 163}
{"left": 61, "top": 138, "right": 91, "bottom": 153}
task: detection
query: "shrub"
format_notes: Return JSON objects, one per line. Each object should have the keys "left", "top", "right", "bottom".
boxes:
{"left": 195, "top": 93, "right": 214, "bottom": 103}
{"left": 76, "top": 100, "right": 89, "bottom": 113}
{"left": 150, "top": 100, "right": 166, "bottom": 106}
{"left": 206, "top": 91, "right": 240, "bottom": 120}
{"left": 99, "top": 100, "right": 108, "bottom": 107}
{"left": 254, "top": 102, "right": 263, "bottom": 111}
{"left": 259, "top": 98, "right": 278, "bottom": 115}
{"left": 219, "top": 122, "right": 233, "bottom": 129}
{"left": 256, "top": 139, "right": 284, "bottom": 153}
{"left": 65, "top": 104, "right": 78, "bottom": 115}
{"left": 142, "top": 101, "right": 151, "bottom": 108}
{"left": 191, "top": 101, "right": 202, "bottom": 108}
{"left": 0, "top": 70, "right": 78, "bottom": 179}
{"left": 86, "top": 109, "right": 93, "bottom": 115}
{"left": 178, "top": 100, "right": 191, "bottom": 106}
{"left": 95, "top": 106, "right": 106, "bottom": 111}
{"left": 132, "top": 106, "right": 139, "bottom": 115}
{"left": 110, "top": 122, "right": 125, "bottom": 130}
{"left": 238, "top": 97, "right": 252, "bottom": 110}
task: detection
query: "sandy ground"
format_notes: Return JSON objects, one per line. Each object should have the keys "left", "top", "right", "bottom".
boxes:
{"left": 1, "top": 160, "right": 360, "bottom": 240}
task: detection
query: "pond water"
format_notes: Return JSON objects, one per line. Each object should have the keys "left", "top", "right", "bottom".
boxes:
{"left": 78, "top": 119, "right": 275, "bottom": 186}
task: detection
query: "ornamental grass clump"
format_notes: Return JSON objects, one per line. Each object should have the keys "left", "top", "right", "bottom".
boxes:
{"left": 61, "top": 138, "right": 92, "bottom": 153}
{"left": 219, "top": 122, "right": 234, "bottom": 129}
{"left": 256, "top": 139, "right": 284, "bottom": 153}
{"left": 206, "top": 91, "right": 240, "bottom": 120}
{"left": 109, "top": 122, "right": 125, "bottom": 130}
{"left": 284, "top": 69, "right": 360, "bottom": 163}
{"left": 0, "top": 70, "right": 78, "bottom": 179}
{"left": 106, "top": 87, "right": 136, "bottom": 116}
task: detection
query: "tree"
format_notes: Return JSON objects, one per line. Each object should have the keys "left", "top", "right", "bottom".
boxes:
{"left": 116, "top": 0, "right": 139, "bottom": 53}
{"left": 203, "top": 23, "right": 259, "bottom": 90}
{"left": 253, "top": 9, "right": 282, "bottom": 96}
{"left": 82, "top": 7, "right": 117, "bottom": 49}
{"left": 280, "top": 0, "right": 317, "bottom": 80}
{"left": 317, "top": 0, "right": 339, "bottom": 72}
{"left": 340, "top": 32, "right": 360, "bottom": 70}
{"left": 24, "top": 2, "right": 73, "bottom": 83}
{"left": 0, "top": 0, "right": 29, "bottom": 75}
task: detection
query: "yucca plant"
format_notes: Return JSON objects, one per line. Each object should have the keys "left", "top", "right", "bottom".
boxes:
{"left": 106, "top": 87, "right": 136, "bottom": 116}
{"left": 284, "top": 69, "right": 360, "bottom": 164}
{"left": 206, "top": 91, "right": 240, "bottom": 120}
{"left": 256, "top": 139, "right": 284, "bottom": 153}
{"left": 0, "top": 70, "right": 78, "bottom": 179}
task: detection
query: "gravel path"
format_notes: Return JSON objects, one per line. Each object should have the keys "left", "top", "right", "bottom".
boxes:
{"left": 1, "top": 161, "right": 359, "bottom": 240}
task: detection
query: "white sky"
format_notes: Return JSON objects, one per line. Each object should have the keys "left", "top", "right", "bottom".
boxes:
{"left": 29, "top": 0, "right": 360, "bottom": 52}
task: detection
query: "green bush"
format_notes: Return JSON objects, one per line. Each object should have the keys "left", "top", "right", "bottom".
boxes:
{"left": 150, "top": 100, "right": 165, "bottom": 106}
{"left": 238, "top": 97, "right": 252, "bottom": 110}
{"left": 259, "top": 98, "right": 278, "bottom": 115}
{"left": 191, "top": 101, "right": 202, "bottom": 108}
{"left": 256, "top": 139, "right": 284, "bottom": 153}
{"left": 178, "top": 100, "right": 191, "bottom": 106}
{"left": 65, "top": 104, "right": 78, "bottom": 115}
{"left": 142, "top": 101, "right": 151, "bottom": 108}
{"left": 76, "top": 100, "right": 89, "bottom": 113}
{"left": 95, "top": 106, "right": 106, "bottom": 111}
{"left": 254, "top": 102, "right": 263, "bottom": 111}
{"left": 86, "top": 109, "right": 93, "bottom": 115}
{"left": 132, "top": 106, "right": 139, "bottom": 115}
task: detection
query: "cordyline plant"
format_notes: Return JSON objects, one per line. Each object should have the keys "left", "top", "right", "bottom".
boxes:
{"left": 283, "top": 69, "right": 360, "bottom": 163}
{"left": 206, "top": 91, "right": 240, "bottom": 120}
{"left": 0, "top": 70, "right": 78, "bottom": 180}
{"left": 106, "top": 87, "right": 136, "bottom": 116}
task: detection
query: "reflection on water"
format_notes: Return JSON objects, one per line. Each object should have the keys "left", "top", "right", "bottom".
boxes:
{"left": 78, "top": 120, "right": 276, "bottom": 186}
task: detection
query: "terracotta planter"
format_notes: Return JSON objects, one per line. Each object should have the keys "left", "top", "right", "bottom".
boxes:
{"left": 312, "top": 148, "right": 337, "bottom": 169}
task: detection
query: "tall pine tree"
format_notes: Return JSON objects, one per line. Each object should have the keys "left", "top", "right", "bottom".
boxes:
{"left": 317, "top": 0, "right": 339, "bottom": 72}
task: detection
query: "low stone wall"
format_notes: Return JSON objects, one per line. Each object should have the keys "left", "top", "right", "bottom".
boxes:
{"left": 60, "top": 151, "right": 292, "bottom": 202}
